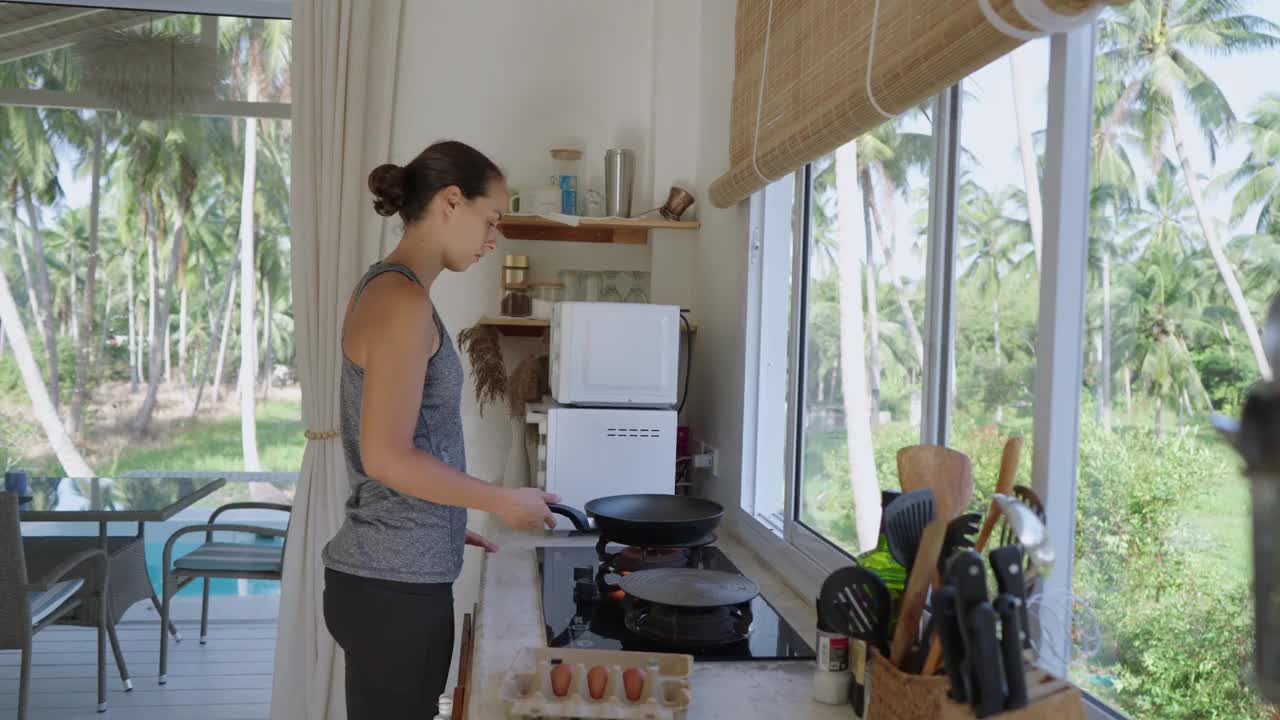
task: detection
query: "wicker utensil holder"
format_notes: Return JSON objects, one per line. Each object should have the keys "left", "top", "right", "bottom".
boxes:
{"left": 866, "top": 649, "right": 1084, "bottom": 720}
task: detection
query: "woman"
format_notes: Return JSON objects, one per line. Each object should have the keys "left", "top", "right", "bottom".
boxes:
{"left": 322, "top": 140, "right": 560, "bottom": 718}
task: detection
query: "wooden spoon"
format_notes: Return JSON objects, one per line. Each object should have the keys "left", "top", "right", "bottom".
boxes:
{"left": 889, "top": 518, "right": 948, "bottom": 668}
{"left": 896, "top": 445, "right": 974, "bottom": 524}
{"left": 975, "top": 436, "right": 1023, "bottom": 552}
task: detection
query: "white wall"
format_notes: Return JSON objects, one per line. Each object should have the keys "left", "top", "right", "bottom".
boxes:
{"left": 385, "top": 0, "right": 733, "bottom": 686}
{"left": 391, "top": 0, "right": 659, "bottom": 491}
{"left": 687, "top": 0, "right": 750, "bottom": 514}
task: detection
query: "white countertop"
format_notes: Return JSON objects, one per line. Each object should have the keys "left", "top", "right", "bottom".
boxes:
{"left": 464, "top": 518, "right": 852, "bottom": 720}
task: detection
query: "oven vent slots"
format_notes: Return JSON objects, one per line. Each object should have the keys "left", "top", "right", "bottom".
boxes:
{"left": 605, "top": 427, "right": 662, "bottom": 438}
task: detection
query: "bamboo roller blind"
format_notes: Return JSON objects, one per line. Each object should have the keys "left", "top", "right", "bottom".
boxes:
{"left": 708, "top": 0, "right": 1129, "bottom": 208}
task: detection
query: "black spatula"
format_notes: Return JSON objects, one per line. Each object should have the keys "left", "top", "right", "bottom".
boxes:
{"left": 884, "top": 488, "right": 936, "bottom": 572}
{"left": 818, "top": 565, "right": 892, "bottom": 656}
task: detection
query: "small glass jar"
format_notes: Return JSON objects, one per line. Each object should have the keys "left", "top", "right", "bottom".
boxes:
{"left": 503, "top": 255, "right": 529, "bottom": 287}
{"left": 530, "top": 282, "right": 564, "bottom": 320}
{"left": 601, "top": 271, "right": 624, "bottom": 303}
{"left": 581, "top": 271, "right": 603, "bottom": 302}
{"left": 627, "top": 270, "right": 650, "bottom": 301}
{"left": 558, "top": 269, "right": 583, "bottom": 301}
{"left": 500, "top": 285, "right": 532, "bottom": 318}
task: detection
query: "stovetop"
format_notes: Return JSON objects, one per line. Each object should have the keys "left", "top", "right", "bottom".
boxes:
{"left": 536, "top": 543, "right": 815, "bottom": 661}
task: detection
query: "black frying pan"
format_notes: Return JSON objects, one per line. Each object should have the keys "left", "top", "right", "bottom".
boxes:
{"left": 548, "top": 494, "right": 724, "bottom": 547}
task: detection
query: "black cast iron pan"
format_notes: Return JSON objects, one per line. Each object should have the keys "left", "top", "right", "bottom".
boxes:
{"left": 548, "top": 494, "right": 724, "bottom": 547}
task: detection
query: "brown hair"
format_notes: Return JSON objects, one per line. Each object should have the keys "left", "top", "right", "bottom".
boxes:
{"left": 367, "top": 140, "right": 503, "bottom": 224}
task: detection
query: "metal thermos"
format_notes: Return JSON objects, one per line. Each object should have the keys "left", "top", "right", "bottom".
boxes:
{"left": 604, "top": 148, "right": 635, "bottom": 217}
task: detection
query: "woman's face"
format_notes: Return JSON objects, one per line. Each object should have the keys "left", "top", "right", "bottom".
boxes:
{"left": 442, "top": 179, "right": 508, "bottom": 272}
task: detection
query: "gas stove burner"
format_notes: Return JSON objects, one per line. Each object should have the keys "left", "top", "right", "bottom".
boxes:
{"left": 596, "top": 532, "right": 717, "bottom": 556}
{"left": 624, "top": 597, "right": 755, "bottom": 648}
{"left": 537, "top": 545, "right": 815, "bottom": 661}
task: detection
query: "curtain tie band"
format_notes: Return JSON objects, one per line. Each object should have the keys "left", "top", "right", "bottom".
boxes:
{"left": 304, "top": 429, "right": 338, "bottom": 440}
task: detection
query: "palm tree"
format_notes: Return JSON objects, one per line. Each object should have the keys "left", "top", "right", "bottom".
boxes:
{"left": 1120, "top": 241, "right": 1213, "bottom": 437}
{"left": 1227, "top": 92, "right": 1280, "bottom": 233}
{"left": 958, "top": 181, "right": 1033, "bottom": 422}
{"left": 66, "top": 113, "right": 109, "bottom": 437}
{"left": 832, "top": 142, "right": 880, "bottom": 553}
{"left": 1098, "top": 0, "right": 1280, "bottom": 380}
{"left": 222, "top": 17, "right": 288, "bottom": 471}
{"left": 1, "top": 106, "right": 63, "bottom": 406}
{"left": 131, "top": 117, "right": 207, "bottom": 434}
{"left": 0, "top": 263, "right": 92, "bottom": 476}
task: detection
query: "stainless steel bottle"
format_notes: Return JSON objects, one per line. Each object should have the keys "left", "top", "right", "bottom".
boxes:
{"left": 604, "top": 148, "right": 635, "bottom": 218}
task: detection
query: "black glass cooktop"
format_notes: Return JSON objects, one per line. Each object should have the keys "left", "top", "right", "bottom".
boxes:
{"left": 536, "top": 544, "right": 815, "bottom": 661}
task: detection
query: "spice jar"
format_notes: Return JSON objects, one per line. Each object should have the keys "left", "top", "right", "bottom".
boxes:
{"left": 503, "top": 254, "right": 529, "bottom": 287}
{"left": 500, "top": 285, "right": 532, "bottom": 318}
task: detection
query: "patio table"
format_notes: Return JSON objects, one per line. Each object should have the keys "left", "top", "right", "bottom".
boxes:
{"left": 18, "top": 476, "right": 226, "bottom": 690}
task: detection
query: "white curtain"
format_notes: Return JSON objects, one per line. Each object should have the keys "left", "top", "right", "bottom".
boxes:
{"left": 271, "top": 2, "right": 403, "bottom": 718}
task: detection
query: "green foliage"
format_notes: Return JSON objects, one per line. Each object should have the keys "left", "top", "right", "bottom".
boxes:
{"left": 1071, "top": 422, "right": 1266, "bottom": 719}
{"left": 1192, "top": 342, "right": 1254, "bottom": 414}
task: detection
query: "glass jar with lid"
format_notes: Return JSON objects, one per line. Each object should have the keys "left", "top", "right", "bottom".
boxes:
{"left": 530, "top": 282, "right": 564, "bottom": 320}
{"left": 500, "top": 284, "right": 532, "bottom": 318}
{"left": 503, "top": 254, "right": 529, "bottom": 287}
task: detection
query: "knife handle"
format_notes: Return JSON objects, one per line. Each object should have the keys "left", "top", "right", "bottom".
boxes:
{"left": 993, "top": 595, "right": 1029, "bottom": 710}
{"left": 990, "top": 545, "right": 1032, "bottom": 649}
{"left": 932, "top": 586, "right": 970, "bottom": 703}
{"left": 968, "top": 602, "right": 1007, "bottom": 718}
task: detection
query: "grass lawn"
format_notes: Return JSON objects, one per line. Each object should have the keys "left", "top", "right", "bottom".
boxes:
{"left": 1181, "top": 448, "right": 1252, "bottom": 584}
{"left": 98, "top": 399, "right": 306, "bottom": 475}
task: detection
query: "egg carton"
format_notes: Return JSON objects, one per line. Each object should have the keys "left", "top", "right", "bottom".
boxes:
{"left": 500, "top": 647, "right": 693, "bottom": 720}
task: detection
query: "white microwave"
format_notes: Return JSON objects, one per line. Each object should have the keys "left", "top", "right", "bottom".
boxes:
{"left": 550, "top": 302, "right": 680, "bottom": 407}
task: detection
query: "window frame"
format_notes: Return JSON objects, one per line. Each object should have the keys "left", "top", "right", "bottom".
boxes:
{"left": 738, "top": 21, "right": 1112, "bottom": 720}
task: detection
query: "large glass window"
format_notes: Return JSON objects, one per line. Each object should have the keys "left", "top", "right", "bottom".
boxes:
{"left": 793, "top": 112, "right": 934, "bottom": 556}
{"left": 745, "top": 8, "right": 1278, "bottom": 718}
{"left": 1, "top": 5, "right": 295, "bottom": 597}
{"left": 1072, "top": 3, "right": 1280, "bottom": 717}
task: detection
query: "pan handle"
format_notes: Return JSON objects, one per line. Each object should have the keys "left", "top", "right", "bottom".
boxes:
{"left": 547, "top": 504, "right": 593, "bottom": 532}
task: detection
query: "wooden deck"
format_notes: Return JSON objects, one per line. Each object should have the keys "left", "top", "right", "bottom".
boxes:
{"left": 0, "top": 596, "right": 279, "bottom": 720}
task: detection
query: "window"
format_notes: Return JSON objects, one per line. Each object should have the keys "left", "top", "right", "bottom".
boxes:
{"left": 1, "top": 5, "right": 295, "bottom": 597}
{"left": 1070, "top": 3, "right": 1280, "bottom": 718}
{"left": 742, "top": 10, "right": 1276, "bottom": 720}
{"left": 791, "top": 112, "right": 935, "bottom": 557}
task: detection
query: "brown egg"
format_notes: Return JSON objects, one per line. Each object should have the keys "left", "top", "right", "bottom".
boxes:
{"left": 622, "top": 667, "right": 647, "bottom": 702}
{"left": 550, "top": 663, "right": 573, "bottom": 697}
{"left": 587, "top": 665, "right": 608, "bottom": 699}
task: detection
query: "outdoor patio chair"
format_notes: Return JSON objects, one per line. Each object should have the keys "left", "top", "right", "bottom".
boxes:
{"left": 157, "top": 499, "right": 290, "bottom": 684}
{"left": 1, "top": 491, "right": 109, "bottom": 718}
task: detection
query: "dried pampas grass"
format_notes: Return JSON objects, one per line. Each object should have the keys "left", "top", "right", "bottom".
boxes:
{"left": 75, "top": 28, "right": 222, "bottom": 120}
{"left": 508, "top": 353, "right": 550, "bottom": 417}
{"left": 457, "top": 324, "right": 506, "bottom": 416}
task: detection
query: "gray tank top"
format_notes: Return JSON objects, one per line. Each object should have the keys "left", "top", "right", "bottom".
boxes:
{"left": 321, "top": 262, "right": 468, "bottom": 584}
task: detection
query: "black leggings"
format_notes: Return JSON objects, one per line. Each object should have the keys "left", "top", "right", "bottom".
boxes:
{"left": 323, "top": 568, "right": 455, "bottom": 719}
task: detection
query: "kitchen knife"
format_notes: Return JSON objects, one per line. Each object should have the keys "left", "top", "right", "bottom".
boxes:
{"left": 946, "top": 551, "right": 991, "bottom": 710}
{"left": 967, "top": 601, "right": 1007, "bottom": 717}
{"left": 993, "top": 594, "right": 1029, "bottom": 711}
{"left": 931, "top": 585, "right": 970, "bottom": 703}
{"left": 989, "top": 545, "right": 1032, "bottom": 650}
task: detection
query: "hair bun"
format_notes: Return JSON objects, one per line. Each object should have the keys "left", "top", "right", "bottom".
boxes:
{"left": 368, "top": 163, "right": 408, "bottom": 217}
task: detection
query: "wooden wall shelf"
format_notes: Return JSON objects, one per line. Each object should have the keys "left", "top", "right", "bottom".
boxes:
{"left": 499, "top": 216, "right": 700, "bottom": 245}
{"left": 479, "top": 315, "right": 698, "bottom": 337}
